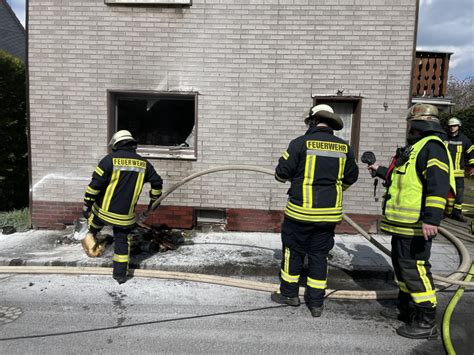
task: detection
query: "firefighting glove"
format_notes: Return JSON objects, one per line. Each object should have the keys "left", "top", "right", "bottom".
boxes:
{"left": 81, "top": 232, "right": 106, "bottom": 257}
{"left": 82, "top": 204, "right": 92, "bottom": 219}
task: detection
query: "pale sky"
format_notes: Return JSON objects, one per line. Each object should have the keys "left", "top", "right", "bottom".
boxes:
{"left": 6, "top": 0, "right": 474, "bottom": 79}
{"left": 418, "top": 0, "right": 474, "bottom": 80}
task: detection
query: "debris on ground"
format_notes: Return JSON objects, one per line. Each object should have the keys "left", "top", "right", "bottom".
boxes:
{"left": 2, "top": 226, "right": 17, "bottom": 235}
{"left": 129, "top": 224, "right": 189, "bottom": 255}
{"left": 57, "top": 223, "right": 190, "bottom": 256}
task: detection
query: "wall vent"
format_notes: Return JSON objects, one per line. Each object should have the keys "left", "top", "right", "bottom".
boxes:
{"left": 195, "top": 208, "right": 226, "bottom": 225}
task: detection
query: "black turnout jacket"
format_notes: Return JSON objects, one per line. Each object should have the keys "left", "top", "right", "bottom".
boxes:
{"left": 275, "top": 126, "right": 359, "bottom": 224}
{"left": 84, "top": 147, "right": 163, "bottom": 227}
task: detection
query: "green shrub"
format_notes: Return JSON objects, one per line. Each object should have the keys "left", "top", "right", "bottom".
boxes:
{"left": 0, "top": 208, "right": 30, "bottom": 232}
{"left": 0, "top": 50, "right": 28, "bottom": 211}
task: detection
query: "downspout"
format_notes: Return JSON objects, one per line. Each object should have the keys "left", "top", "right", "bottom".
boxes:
{"left": 408, "top": 0, "right": 420, "bottom": 108}
{"left": 25, "top": 0, "right": 33, "bottom": 228}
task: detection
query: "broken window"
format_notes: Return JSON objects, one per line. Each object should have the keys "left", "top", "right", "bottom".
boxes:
{"left": 109, "top": 91, "right": 197, "bottom": 160}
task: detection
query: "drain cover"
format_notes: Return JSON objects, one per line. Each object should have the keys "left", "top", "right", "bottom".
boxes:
{"left": 0, "top": 306, "right": 22, "bottom": 326}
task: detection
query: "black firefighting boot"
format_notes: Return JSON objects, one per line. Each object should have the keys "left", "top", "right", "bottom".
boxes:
{"left": 396, "top": 307, "right": 438, "bottom": 339}
{"left": 308, "top": 306, "right": 324, "bottom": 317}
{"left": 271, "top": 291, "right": 301, "bottom": 306}
{"left": 113, "top": 274, "right": 127, "bottom": 285}
{"left": 380, "top": 292, "right": 413, "bottom": 322}
{"left": 304, "top": 291, "right": 324, "bottom": 317}
{"left": 112, "top": 261, "right": 128, "bottom": 285}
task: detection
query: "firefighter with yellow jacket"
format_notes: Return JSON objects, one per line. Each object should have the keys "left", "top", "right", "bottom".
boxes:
{"left": 368, "top": 104, "right": 455, "bottom": 339}
{"left": 82, "top": 130, "right": 163, "bottom": 284}
{"left": 271, "top": 104, "right": 359, "bottom": 317}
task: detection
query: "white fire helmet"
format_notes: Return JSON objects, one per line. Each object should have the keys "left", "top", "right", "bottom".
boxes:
{"left": 108, "top": 130, "right": 136, "bottom": 149}
{"left": 448, "top": 117, "right": 462, "bottom": 126}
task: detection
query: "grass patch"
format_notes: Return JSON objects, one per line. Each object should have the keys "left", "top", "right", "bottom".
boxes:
{"left": 0, "top": 208, "right": 30, "bottom": 232}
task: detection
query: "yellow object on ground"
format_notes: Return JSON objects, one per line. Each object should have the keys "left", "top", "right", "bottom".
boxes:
{"left": 81, "top": 232, "right": 106, "bottom": 257}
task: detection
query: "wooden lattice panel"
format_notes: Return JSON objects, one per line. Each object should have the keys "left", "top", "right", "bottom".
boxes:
{"left": 412, "top": 52, "right": 451, "bottom": 98}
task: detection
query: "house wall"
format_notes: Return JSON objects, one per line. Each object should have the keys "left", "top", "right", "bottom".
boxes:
{"left": 28, "top": 0, "right": 416, "bottom": 231}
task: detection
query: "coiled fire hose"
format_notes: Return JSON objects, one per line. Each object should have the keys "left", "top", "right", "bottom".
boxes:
{"left": 440, "top": 220, "right": 474, "bottom": 242}
{"left": 442, "top": 263, "right": 474, "bottom": 354}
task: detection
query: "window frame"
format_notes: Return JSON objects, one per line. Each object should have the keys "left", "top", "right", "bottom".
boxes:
{"left": 107, "top": 90, "right": 198, "bottom": 161}
{"left": 312, "top": 96, "right": 362, "bottom": 158}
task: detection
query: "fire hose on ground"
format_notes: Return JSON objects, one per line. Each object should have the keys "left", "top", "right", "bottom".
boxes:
{"left": 440, "top": 220, "right": 474, "bottom": 242}
{"left": 0, "top": 165, "right": 473, "bottom": 295}
{"left": 442, "top": 262, "right": 474, "bottom": 354}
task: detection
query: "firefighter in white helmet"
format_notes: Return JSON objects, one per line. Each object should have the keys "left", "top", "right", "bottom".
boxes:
{"left": 82, "top": 130, "right": 163, "bottom": 284}
{"left": 271, "top": 104, "right": 359, "bottom": 317}
{"left": 445, "top": 117, "right": 474, "bottom": 222}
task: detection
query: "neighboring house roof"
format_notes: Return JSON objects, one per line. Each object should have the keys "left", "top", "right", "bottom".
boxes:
{"left": 0, "top": 0, "right": 25, "bottom": 62}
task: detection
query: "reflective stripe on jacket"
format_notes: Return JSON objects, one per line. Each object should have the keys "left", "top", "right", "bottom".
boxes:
{"left": 445, "top": 132, "right": 474, "bottom": 177}
{"left": 275, "top": 126, "right": 359, "bottom": 223}
{"left": 381, "top": 136, "right": 455, "bottom": 237}
{"left": 84, "top": 148, "right": 163, "bottom": 227}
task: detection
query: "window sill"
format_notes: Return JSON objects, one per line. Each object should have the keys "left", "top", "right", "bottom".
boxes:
{"left": 137, "top": 146, "right": 197, "bottom": 161}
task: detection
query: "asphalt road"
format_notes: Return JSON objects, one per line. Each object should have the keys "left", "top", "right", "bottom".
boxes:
{"left": 0, "top": 274, "right": 472, "bottom": 354}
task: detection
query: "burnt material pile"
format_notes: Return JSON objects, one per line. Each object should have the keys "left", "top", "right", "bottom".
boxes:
{"left": 129, "top": 224, "right": 188, "bottom": 255}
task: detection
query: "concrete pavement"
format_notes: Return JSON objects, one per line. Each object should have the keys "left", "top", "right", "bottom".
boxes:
{"left": 1, "top": 220, "right": 473, "bottom": 355}
{"left": 0, "top": 220, "right": 472, "bottom": 290}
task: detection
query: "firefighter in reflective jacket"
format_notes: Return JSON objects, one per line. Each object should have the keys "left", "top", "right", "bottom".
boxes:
{"left": 445, "top": 117, "right": 474, "bottom": 222}
{"left": 369, "top": 104, "right": 456, "bottom": 339}
{"left": 271, "top": 104, "right": 359, "bottom": 317}
{"left": 82, "top": 130, "right": 163, "bottom": 284}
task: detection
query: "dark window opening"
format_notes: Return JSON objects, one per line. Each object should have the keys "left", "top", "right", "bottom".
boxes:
{"left": 109, "top": 91, "right": 198, "bottom": 160}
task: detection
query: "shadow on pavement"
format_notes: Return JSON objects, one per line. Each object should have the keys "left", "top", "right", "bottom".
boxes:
{"left": 331, "top": 243, "right": 397, "bottom": 307}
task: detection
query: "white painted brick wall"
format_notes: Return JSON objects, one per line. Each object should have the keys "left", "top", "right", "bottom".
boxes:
{"left": 29, "top": 0, "right": 415, "bottom": 215}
